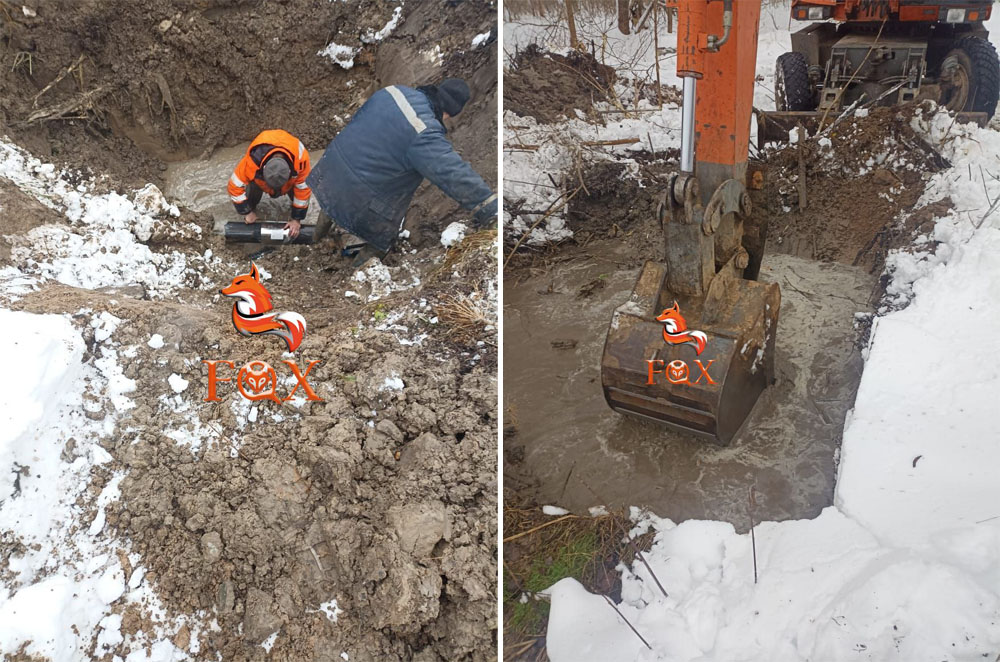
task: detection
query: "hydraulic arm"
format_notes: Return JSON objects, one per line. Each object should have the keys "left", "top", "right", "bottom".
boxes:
{"left": 600, "top": 0, "right": 780, "bottom": 444}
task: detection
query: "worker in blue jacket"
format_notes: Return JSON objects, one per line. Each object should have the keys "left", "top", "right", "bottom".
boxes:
{"left": 307, "top": 78, "right": 497, "bottom": 265}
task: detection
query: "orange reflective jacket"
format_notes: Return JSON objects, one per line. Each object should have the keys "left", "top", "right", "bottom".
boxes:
{"left": 228, "top": 129, "right": 311, "bottom": 220}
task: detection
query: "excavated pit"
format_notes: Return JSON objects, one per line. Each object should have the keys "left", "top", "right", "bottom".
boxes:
{"left": 503, "top": 51, "right": 943, "bottom": 526}
{"left": 0, "top": 1, "right": 498, "bottom": 660}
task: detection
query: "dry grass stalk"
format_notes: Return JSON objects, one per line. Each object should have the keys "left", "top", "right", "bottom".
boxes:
{"left": 435, "top": 289, "right": 490, "bottom": 343}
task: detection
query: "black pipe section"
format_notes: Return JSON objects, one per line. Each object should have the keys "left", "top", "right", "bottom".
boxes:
{"left": 223, "top": 221, "right": 315, "bottom": 245}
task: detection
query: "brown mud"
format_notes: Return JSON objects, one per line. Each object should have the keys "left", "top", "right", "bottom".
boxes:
{"left": 0, "top": 0, "right": 499, "bottom": 660}
{"left": 14, "top": 229, "right": 497, "bottom": 660}
{"left": 0, "top": 0, "right": 391, "bottom": 188}
{"left": 758, "top": 105, "right": 951, "bottom": 276}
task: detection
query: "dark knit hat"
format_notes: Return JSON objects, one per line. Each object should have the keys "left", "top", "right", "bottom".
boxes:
{"left": 262, "top": 156, "right": 290, "bottom": 190}
{"left": 437, "top": 78, "right": 471, "bottom": 116}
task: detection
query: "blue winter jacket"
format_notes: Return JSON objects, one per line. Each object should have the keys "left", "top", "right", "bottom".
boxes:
{"left": 307, "top": 85, "right": 498, "bottom": 251}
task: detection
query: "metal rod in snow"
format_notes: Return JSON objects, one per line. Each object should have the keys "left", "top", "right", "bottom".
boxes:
{"left": 748, "top": 485, "right": 758, "bottom": 584}
{"left": 623, "top": 528, "right": 668, "bottom": 598}
{"left": 602, "top": 594, "right": 653, "bottom": 650}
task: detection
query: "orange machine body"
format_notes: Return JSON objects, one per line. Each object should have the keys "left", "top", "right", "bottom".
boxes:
{"left": 666, "top": 0, "right": 761, "bottom": 198}
{"left": 791, "top": 0, "right": 992, "bottom": 23}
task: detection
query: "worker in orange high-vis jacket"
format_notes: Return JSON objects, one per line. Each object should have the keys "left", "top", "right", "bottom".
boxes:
{"left": 227, "top": 129, "right": 311, "bottom": 238}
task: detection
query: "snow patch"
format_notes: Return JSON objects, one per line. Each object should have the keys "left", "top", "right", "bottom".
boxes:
{"left": 167, "top": 373, "right": 189, "bottom": 393}
{"left": 472, "top": 31, "right": 491, "bottom": 48}
{"left": 441, "top": 221, "right": 468, "bottom": 247}
{"left": 318, "top": 41, "right": 357, "bottom": 69}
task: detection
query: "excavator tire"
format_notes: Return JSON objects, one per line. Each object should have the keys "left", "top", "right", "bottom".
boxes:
{"left": 775, "top": 52, "right": 812, "bottom": 112}
{"left": 955, "top": 36, "right": 1000, "bottom": 119}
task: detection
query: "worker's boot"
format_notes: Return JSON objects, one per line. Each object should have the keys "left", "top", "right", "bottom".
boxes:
{"left": 351, "top": 245, "right": 383, "bottom": 269}
{"left": 315, "top": 211, "right": 333, "bottom": 240}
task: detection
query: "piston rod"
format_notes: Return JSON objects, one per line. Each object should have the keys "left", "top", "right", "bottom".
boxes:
{"left": 680, "top": 77, "right": 697, "bottom": 173}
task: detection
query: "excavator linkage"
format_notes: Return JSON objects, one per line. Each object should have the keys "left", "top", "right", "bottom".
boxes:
{"left": 600, "top": 0, "right": 779, "bottom": 444}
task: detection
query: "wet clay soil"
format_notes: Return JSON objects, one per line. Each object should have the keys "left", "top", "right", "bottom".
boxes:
{"left": 0, "top": 0, "right": 500, "bottom": 660}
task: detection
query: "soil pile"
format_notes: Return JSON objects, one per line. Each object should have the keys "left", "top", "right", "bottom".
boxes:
{"left": 504, "top": 151, "right": 677, "bottom": 272}
{"left": 0, "top": 0, "right": 391, "bottom": 188}
{"left": 10, "top": 214, "right": 498, "bottom": 662}
{"left": 0, "top": 0, "right": 497, "bottom": 222}
{"left": 758, "top": 104, "right": 951, "bottom": 272}
{"left": 504, "top": 44, "right": 616, "bottom": 123}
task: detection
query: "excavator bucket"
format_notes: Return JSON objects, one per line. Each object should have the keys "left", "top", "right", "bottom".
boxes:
{"left": 601, "top": 261, "right": 780, "bottom": 444}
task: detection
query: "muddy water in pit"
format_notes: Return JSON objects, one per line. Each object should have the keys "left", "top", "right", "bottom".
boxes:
{"left": 163, "top": 142, "right": 325, "bottom": 233}
{"left": 505, "top": 247, "right": 876, "bottom": 527}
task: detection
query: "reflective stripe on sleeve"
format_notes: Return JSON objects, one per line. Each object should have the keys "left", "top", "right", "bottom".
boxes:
{"left": 471, "top": 193, "right": 498, "bottom": 214}
{"left": 231, "top": 193, "right": 248, "bottom": 203}
{"left": 292, "top": 198, "right": 309, "bottom": 208}
{"left": 295, "top": 182, "right": 309, "bottom": 189}
{"left": 385, "top": 85, "right": 426, "bottom": 133}
{"left": 230, "top": 172, "right": 245, "bottom": 187}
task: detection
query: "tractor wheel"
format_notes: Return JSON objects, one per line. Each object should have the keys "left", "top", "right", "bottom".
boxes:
{"left": 940, "top": 36, "right": 1000, "bottom": 119}
{"left": 775, "top": 52, "right": 812, "bottom": 112}
{"left": 617, "top": 0, "right": 631, "bottom": 35}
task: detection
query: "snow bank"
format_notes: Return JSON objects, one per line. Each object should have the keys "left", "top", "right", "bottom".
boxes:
{"left": 0, "top": 308, "right": 210, "bottom": 660}
{"left": 0, "top": 311, "right": 82, "bottom": 460}
{"left": 0, "top": 311, "right": 122, "bottom": 660}
{"left": 548, "top": 507, "right": 1000, "bottom": 661}
{"left": 0, "top": 140, "right": 221, "bottom": 657}
{"left": 0, "top": 139, "right": 212, "bottom": 299}
{"left": 836, "top": 112, "right": 1000, "bottom": 546}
